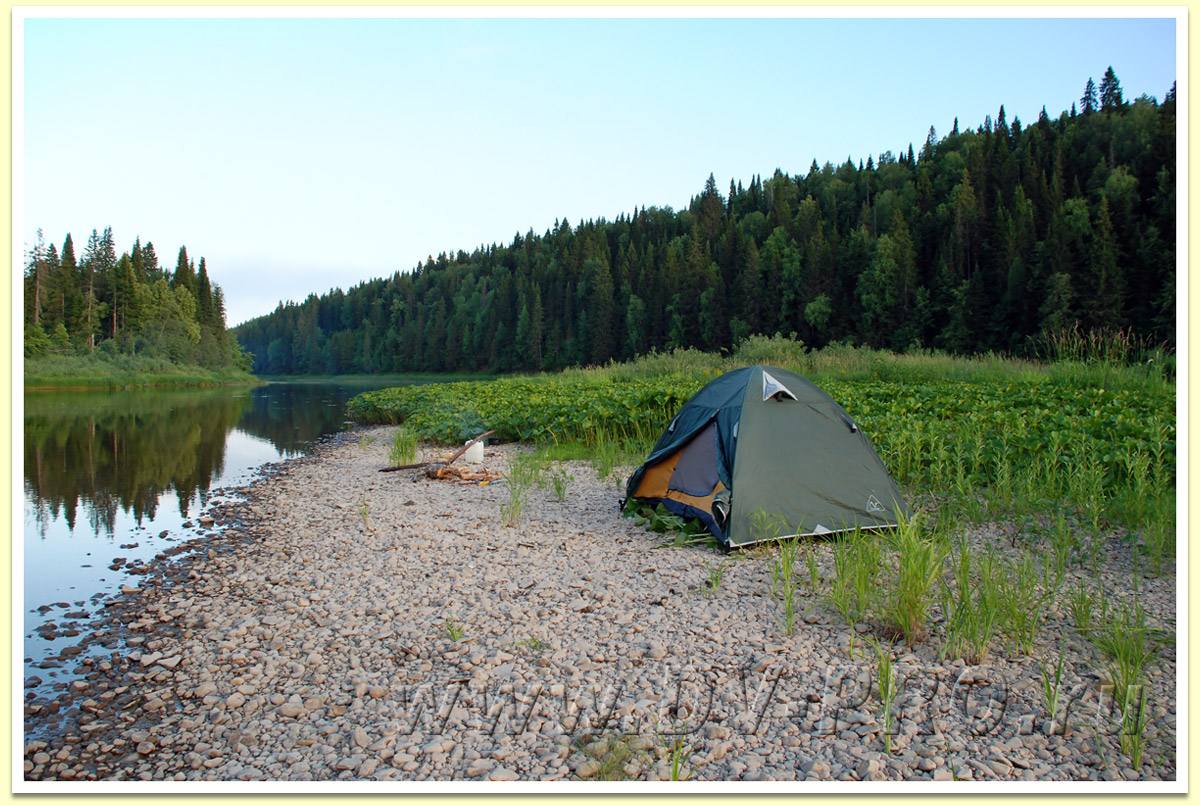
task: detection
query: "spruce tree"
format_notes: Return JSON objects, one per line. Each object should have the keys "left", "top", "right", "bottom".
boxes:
{"left": 1081, "top": 197, "right": 1126, "bottom": 330}
{"left": 81, "top": 229, "right": 103, "bottom": 349}
{"left": 98, "top": 227, "right": 118, "bottom": 340}
{"left": 143, "top": 242, "right": 160, "bottom": 281}
{"left": 1081, "top": 77, "right": 1098, "bottom": 114}
{"left": 172, "top": 246, "right": 194, "bottom": 294}
{"left": 697, "top": 172, "right": 724, "bottom": 243}
{"left": 196, "top": 257, "right": 214, "bottom": 327}
{"left": 54, "top": 234, "right": 80, "bottom": 333}
{"left": 25, "top": 229, "right": 49, "bottom": 327}
{"left": 1099, "top": 66, "right": 1124, "bottom": 112}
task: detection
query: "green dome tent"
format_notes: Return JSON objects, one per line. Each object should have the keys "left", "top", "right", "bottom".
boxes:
{"left": 625, "top": 365, "right": 907, "bottom": 547}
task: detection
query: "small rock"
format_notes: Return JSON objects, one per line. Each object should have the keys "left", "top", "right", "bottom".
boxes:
{"left": 986, "top": 759, "right": 1010, "bottom": 776}
{"left": 856, "top": 758, "right": 882, "bottom": 777}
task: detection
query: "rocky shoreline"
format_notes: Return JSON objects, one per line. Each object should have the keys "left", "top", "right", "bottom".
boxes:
{"left": 22, "top": 427, "right": 1178, "bottom": 784}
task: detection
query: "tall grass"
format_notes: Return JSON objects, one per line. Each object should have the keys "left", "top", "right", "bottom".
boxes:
{"left": 870, "top": 637, "right": 899, "bottom": 754}
{"left": 826, "top": 529, "right": 882, "bottom": 655}
{"left": 879, "top": 516, "right": 951, "bottom": 645}
{"left": 1029, "top": 324, "right": 1175, "bottom": 391}
{"left": 824, "top": 519, "right": 950, "bottom": 652}
{"left": 996, "top": 551, "right": 1047, "bottom": 655}
{"left": 776, "top": 538, "right": 800, "bottom": 636}
{"left": 940, "top": 541, "right": 1001, "bottom": 664}
{"left": 388, "top": 426, "right": 419, "bottom": 466}
{"left": 1038, "top": 639, "right": 1070, "bottom": 736}
{"left": 500, "top": 453, "right": 541, "bottom": 528}
{"left": 1088, "top": 598, "right": 1161, "bottom": 714}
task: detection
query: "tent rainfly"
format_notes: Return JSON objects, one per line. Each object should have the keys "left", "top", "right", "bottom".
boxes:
{"left": 625, "top": 365, "right": 907, "bottom": 547}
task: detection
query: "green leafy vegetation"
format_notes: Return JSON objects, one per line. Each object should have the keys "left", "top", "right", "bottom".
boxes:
{"left": 624, "top": 501, "right": 719, "bottom": 550}
{"left": 349, "top": 337, "right": 1175, "bottom": 561}
{"left": 23, "top": 227, "right": 253, "bottom": 385}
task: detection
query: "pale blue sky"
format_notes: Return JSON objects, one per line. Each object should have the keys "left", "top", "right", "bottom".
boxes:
{"left": 19, "top": 12, "right": 1179, "bottom": 326}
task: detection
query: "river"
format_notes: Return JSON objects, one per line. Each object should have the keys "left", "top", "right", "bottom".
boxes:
{"left": 19, "top": 379, "right": 406, "bottom": 689}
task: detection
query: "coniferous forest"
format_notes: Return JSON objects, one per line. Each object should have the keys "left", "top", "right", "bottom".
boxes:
{"left": 227, "top": 71, "right": 1171, "bottom": 375}
{"left": 22, "top": 227, "right": 249, "bottom": 372}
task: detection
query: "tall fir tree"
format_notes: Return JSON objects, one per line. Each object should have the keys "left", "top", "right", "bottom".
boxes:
{"left": 1081, "top": 77, "right": 1098, "bottom": 115}
{"left": 1099, "top": 66, "right": 1124, "bottom": 112}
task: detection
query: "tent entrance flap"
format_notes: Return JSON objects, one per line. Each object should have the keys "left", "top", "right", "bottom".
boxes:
{"left": 631, "top": 422, "right": 725, "bottom": 533}
{"left": 667, "top": 421, "right": 720, "bottom": 496}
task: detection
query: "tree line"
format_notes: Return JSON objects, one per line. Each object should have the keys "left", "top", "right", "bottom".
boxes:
{"left": 231, "top": 68, "right": 1172, "bottom": 375}
{"left": 22, "top": 227, "right": 249, "bottom": 370}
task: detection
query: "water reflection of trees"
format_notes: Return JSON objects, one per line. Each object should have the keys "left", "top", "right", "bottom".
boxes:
{"left": 24, "top": 382, "right": 395, "bottom": 538}
{"left": 232, "top": 383, "right": 365, "bottom": 454}
{"left": 24, "top": 390, "right": 251, "bottom": 536}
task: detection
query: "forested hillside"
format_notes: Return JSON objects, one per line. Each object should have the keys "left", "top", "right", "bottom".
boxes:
{"left": 23, "top": 227, "right": 249, "bottom": 371}
{"left": 236, "top": 70, "right": 1175, "bottom": 376}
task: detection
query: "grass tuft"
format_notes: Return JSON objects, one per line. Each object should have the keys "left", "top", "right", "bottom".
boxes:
{"left": 388, "top": 426, "right": 419, "bottom": 466}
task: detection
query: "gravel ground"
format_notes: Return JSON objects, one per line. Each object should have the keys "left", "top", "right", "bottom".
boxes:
{"left": 21, "top": 427, "right": 1178, "bottom": 785}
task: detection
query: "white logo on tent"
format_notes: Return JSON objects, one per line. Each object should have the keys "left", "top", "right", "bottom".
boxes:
{"left": 866, "top": 495, "right": 885, "bottom": 513}
{"left": 762, "top": 370, "right": 797, "bottom": 402}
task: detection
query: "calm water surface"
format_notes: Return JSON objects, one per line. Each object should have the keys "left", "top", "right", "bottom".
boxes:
{"left": 20, "top": 380, "right": 400, "bottom": 680}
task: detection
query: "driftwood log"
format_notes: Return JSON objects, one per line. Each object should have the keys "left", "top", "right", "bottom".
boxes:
{"left": 379, "top": 430, "right": 495, "bottom": 474}
{"left": 423, "top": 464, "right": 502, "bottom": 483}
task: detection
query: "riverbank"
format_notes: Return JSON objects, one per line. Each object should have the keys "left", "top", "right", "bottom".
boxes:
{"left": 21, "top": 428, "right": 1177, "bottom": 785}
{"left": 24, "top": 354, "right": 259, "bottom": 390}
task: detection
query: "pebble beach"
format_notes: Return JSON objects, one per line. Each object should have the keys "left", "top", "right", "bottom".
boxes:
{"left": 22, "top": 427, "right": 1178, "bottom": 785}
